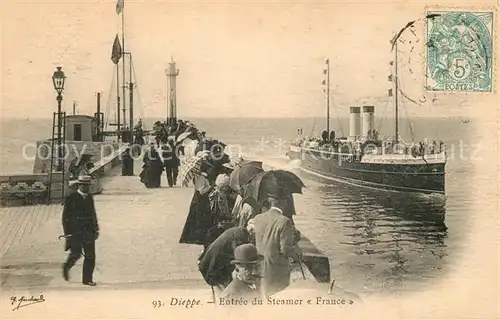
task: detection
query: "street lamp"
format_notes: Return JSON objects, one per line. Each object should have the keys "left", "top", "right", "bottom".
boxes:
{"left": 52, "top": 67, "right": 66, "bottom": 171}
{"left": 52, "top": 67, "right": 66, "bottom": 95}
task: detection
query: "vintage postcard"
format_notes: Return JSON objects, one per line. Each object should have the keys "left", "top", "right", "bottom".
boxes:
{"left": 1, "top": 0, "right": 498, "bottom": 319}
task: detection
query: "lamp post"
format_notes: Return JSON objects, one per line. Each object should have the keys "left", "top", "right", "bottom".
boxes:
{"left": 52, "top": 67, "right": 66, "bottom": 171}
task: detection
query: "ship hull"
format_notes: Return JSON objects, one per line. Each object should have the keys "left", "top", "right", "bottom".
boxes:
{"left": 288, "top": 148, "right": 445, "bottom": 195}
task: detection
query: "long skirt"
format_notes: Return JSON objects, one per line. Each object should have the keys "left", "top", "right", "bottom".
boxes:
{"left": 142, "top": 162, "right": 163, "bottom": 188}
{"left": 179, "top": 191, "right": 215, "bottom": 245}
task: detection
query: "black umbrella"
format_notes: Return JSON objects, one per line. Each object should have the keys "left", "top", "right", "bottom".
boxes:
{"left": 244, "top": 170, "right": 305, "bottom": 203}
{"left": 229, "top": 161, "right": 264, "bottom": 192}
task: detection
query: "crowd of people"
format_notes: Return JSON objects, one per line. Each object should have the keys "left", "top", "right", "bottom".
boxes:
{"left": 61, "top": 119, "right": 305, "bottom": 298}
{"left": 181, "top": 156, "right": 303, "bottom": 300}
{"left": 135, "top": 122, "right": 303, "bottom": 300}
{"left": 139, "top": 119, "right": 233, "bottom": 189}
{"left": 295, "top": 127, "right": 445, "bottom": 158}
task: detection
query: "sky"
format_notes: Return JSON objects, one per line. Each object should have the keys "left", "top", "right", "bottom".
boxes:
{"left": 1, "top": 0, "right": 497, "bottom": 119}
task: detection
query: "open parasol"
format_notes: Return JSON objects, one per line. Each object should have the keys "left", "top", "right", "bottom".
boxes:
{"left": 244, "top": 169, "right": 305, "bottom": 203}
{"left": 229, "top": 161, "right": 264, "bottom": 192}
{"left": 177, "top": 151, "right": 211, "bottom": 187}
{"left": 176, "top": 131, "right": 193, "bottom": 143}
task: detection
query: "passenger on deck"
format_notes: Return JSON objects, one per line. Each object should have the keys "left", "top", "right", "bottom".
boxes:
{"left": 253, "top": 196, "right": 301, "bottom": 298}
{"left": 329, "top": 130, "right": 336, "bottom": 142}
{"left": 320, "top": 130, "right": 329, "bottom": 145}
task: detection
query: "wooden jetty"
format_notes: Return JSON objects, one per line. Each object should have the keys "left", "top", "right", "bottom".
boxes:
{"left": 0, "top": 158, "right": 331, "bottom": 292}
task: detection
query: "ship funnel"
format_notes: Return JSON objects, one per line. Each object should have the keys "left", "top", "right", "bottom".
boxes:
{"left": 362, "top": 106, "right": 375, "bottom": 139}
{"left": 349, "top": 107, "right": 361, "bottom": 140}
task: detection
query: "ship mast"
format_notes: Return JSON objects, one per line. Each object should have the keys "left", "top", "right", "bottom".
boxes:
{"left": 394, "top": 40, "right": 399, "bottom": 143}
{"left": 326, "top": 58, "right": 330, "bottom": 134}
{"left": 322, "top": 58, "right": 330, "bottom": 134}
{"left": 121, "top": 2, "right": 127, "bottom": 132}
{"left": 115, "top": 0, "right": 135, "bottom": 142}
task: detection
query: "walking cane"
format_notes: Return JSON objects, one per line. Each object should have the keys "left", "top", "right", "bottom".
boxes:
{"left": 210, "top": 286, "right": 216, "bottom": 305}
{"left": 296, "top": 253, "right": 306, "bottom": 280}
{"left": 289, "top": 253, "right": 306, "bottom": 280}
{"left": 58, "top": 235, "right": 102, "bottom": 274}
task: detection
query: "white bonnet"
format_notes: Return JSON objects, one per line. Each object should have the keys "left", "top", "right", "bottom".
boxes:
{"left": 246, "top": 218, "right": 256, "bottom": 233}
{"left": 215, "top": 174, "right": 230, "bottom": 188}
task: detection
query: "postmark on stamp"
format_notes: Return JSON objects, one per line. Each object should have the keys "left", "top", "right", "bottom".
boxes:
{"left": 426, "top": 11, "right": 493, "bottom": 92}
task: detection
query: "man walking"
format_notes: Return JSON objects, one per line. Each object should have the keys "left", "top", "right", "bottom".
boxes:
{"left": 62, "top": 175, "right": 99, "bottom": 286}
{"left": 162, "top": 138, "right": 180, "bottom": 187}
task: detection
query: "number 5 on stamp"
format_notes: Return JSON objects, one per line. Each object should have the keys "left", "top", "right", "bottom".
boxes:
{"left": 426, "top": 11, "right": 493, "bottom": 92}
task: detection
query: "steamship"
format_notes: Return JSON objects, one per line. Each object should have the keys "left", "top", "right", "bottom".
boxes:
{"left": 288, "top": 39, "right": 446, "bottom": 195}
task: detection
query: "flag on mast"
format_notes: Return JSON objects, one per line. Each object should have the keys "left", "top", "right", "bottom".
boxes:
{"left": 111, "top": 35, "right": 122, "bottom": 64}
{"left": 116, "top": 0, "right": 124, "bottom": 14}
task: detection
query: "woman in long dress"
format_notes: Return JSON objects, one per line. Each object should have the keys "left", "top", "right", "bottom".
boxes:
{"left": 203, "top": 174, "right": 236, "bottom": 248}
{"left": 140, "top": 145, "right": 163, "bottom": 188}
{"left": 179, "top": 171, "right": 215, "bottom": 245}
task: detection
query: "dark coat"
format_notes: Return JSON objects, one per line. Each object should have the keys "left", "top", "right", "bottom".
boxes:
{"left": 141, "top": 148, "right": 163, "bottom": 188}
{"left": 282, "top": 195, "right": 296, "bottom": 224}
{"left": 62, "top": 191, "right": 99, "bottom": 251}
{"left": 198, "top": 226, "right": 250, "bottom": 287}
{"left": 162, "top": 144, "right": 180, "bottom": 168}
{"left": 220, "top": 277, "right": 262, "bottom": 301}
{"left": 179, "top": 175, "right": 215, "bottom": 245}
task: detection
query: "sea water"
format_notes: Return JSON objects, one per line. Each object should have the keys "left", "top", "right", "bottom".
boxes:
{"left": 0, "top": 116, "right": 479, "bottom": 296}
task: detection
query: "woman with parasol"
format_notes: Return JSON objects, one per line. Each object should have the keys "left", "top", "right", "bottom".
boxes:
{"left": 178, "top": 159, "right": 217, "bottom": 245}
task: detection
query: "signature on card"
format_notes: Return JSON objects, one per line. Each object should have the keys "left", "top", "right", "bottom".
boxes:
{"left": 10, "top": 295, "right": 45, "bottom": 311}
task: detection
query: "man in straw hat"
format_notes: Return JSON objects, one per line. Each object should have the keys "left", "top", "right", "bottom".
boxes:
{"left": 62, "top": 175, "right": 99, "bottom": 286}
{"left": 219, "top": 243, "right": 264, "bottom": 301}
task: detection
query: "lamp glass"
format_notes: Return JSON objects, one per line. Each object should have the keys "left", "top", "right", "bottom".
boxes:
{"left": 52, "top": 67, "right": 66, "bottom": 94}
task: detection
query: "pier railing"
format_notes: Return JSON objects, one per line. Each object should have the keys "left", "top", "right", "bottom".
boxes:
{"left": 0, "top": 144, "right": 128, "bottom": 206}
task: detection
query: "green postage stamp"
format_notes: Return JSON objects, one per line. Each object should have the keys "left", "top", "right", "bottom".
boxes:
{"left": 426, "top": 11, "right": 493, "bottom": 92}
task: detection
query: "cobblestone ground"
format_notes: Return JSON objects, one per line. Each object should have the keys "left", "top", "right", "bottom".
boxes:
{"left": 1, "top": 162, "right": 205, "bottom": 291}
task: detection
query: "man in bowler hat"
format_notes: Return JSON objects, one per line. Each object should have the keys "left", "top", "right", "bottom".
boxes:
{"left": 219, "top": 244, "right": 263, "bottom": 300}
{"left": 62, "top": 175, "right": 99, "bottom": 286}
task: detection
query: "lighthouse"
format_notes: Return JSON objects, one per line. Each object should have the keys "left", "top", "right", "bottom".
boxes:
{"left": 165, "top": 59, "right": 180, "bottom": 125}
